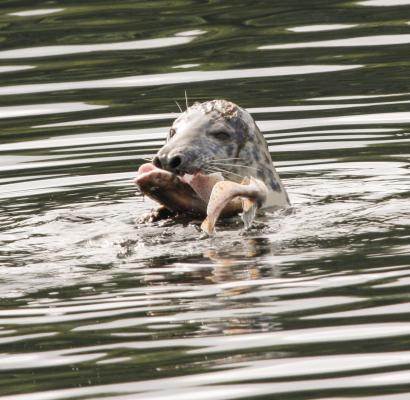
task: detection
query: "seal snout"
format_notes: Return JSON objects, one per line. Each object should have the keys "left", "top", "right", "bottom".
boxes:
{"left": 153, "top": 152, "right": 184, "bottom": 173}
{"left": 153, "top": 145, "right": 197, "bottom": 175}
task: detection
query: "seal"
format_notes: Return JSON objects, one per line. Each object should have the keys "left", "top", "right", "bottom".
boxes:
{"left": 135, "top": 99, "right": 290, "bottom": 230}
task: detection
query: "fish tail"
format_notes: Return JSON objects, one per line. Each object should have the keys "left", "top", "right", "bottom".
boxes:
{"left": 241, "top": 198, "right": 257, "bottom": 230}
{"left": 201, "top": 216, "right": 216, "bottom": 235}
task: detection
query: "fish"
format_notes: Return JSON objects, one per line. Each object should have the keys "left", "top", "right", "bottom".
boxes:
{"left": 201, "top": 177, "right": 268, "bottom": 235}
{"left": 135, "top": 163, "right": 268, "bottom": 234}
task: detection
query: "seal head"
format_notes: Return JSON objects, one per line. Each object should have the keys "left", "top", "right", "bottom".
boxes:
{"left": 152, "top": 99, "right": 289, "bottom": 209}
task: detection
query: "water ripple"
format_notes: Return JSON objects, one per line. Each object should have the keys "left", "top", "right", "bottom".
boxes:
{"left": 260, "top": 35, "right": 410, "bottom": 49}
{"left": 0, "top": 65, "right": 362, "bottom": 96}
{"left": 0, "top": 36, "right": 196, "bottom": 59}
{"left": 1, "top": 1, "right": 410, "bottom": 399}
{"left": 8, "top": 8, "right": 64, "bottom": 17}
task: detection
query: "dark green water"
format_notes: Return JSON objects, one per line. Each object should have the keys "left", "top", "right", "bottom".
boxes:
{"left": 1, "top": 0, "right": 410, "bottom": 399}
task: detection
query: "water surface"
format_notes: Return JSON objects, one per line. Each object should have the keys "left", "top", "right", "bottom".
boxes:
{"left": 1, "top": 1, "right": 410, "bottom": 399}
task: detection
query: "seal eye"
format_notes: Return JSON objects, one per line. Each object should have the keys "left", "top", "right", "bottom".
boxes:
{"left": 210, "top": 131, "right": 230, "bottom": 141}
{"left": 169, "top": 128, "right": 176, "bottom": 139}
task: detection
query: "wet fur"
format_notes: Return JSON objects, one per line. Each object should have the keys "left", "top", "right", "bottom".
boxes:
{"left": 157, "top": 99, "right": 290, "bottom": 209}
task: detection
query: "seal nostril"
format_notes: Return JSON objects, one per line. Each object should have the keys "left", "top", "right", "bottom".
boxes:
{"left": 169, "top": 155, "right": 182, "bottom": 170}
{"left": 153, "top": 156, "right": 162, "bottom": 169}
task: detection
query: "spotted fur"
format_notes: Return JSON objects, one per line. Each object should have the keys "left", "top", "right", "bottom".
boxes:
{"left": 156, "top": 99, "right": 290, "bottom": 209}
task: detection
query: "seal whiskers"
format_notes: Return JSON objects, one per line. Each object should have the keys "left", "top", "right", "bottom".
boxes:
{"left": 184, "top": 90, "right": 189, "bottom": 110}
{"left": 174, "top": 101, "right": 183, "bottom": 113}
{"left": 209, "top": 161, "right": 263, "bottom": 174}
{"left": 202, "top": 165, "right": 245, "bottom": 181}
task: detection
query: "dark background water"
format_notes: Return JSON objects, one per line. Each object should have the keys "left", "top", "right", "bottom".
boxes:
{"left": 1, "top": 0, "right": 410, "bottom": 399}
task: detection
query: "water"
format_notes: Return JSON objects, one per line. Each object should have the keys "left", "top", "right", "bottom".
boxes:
{"left": 1, "top": 0, "right": 410, "bottom": 399}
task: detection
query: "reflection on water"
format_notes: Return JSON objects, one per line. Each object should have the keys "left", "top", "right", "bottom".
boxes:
{"left": 260, "top": 34, "right": 410, "bottom": 49}
{"left": 0, "top": 65, "right": 361, "bottom": 96}
{"left": 8, "top": 8, "right": 64, "bottom": 17}
{"left": 359, "top": 0, "right": 410, "bottom": 6}
{"left": 1, "top": 0, "right": 410, "bottom": 399}
{"left": 288, "top": 24, "right": 358, "bottom": 32}
{"left": 0, "top": 35, "right": 197, "bottom": 59}
{"left": 0, "top": 102, "right": 107, "bottom": 119}
{"left": 0, "top": 66, "right": 34, "bottom": 73}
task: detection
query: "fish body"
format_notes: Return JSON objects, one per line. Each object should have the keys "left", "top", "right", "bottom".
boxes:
{"left": 201, "top": 177, "right": 268, "bottom": 235}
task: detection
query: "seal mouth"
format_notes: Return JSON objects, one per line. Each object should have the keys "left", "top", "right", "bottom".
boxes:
{"left": 134, "top": 161, "right": 269, "bottom": 233}
{"left": 173, "top": 165, "right": 203, "bottom": 177}
{"left": 134, "top": 162, "right": 221, "bottom": 215}
{"left": 135, "top": 163, "right": 208, "bottom": 190}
